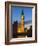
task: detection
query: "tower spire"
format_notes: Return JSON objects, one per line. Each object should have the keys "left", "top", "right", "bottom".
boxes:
{"left": 21, "top": 10, "right": 24, "bottom": 15}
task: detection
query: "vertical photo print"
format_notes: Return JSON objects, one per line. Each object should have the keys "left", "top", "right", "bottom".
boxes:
{"left": 11, "top": 7, "right": 32, "bottom": 38}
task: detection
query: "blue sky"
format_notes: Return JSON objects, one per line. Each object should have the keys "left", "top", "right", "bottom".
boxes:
{"left": 11, "top": 6, "right": 32, "bottom": 24}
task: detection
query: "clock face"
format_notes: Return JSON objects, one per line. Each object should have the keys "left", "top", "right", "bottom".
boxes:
{"left": 21, "top": 16, "right": 24, "bottom": 19}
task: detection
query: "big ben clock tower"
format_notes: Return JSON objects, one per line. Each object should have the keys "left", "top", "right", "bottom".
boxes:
{"left": 21, "top": 10, "right": 24, "bottom": 33}
{"left": 17, "top": 10, "right": 24, "bottom": 33}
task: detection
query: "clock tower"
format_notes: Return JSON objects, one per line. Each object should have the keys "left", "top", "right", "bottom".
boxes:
{"left": 17, "top": 10, "right": 24, "bottom": 33}
{"left": 21, "top": 10, "right": 24, "bottom": 32}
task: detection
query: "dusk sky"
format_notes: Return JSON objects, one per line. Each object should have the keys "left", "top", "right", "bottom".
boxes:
{"left": 11, "top": 6, "right": 32, "bottom": 24}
